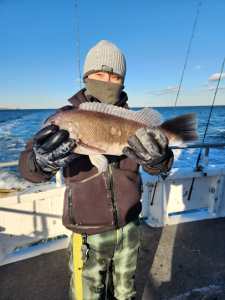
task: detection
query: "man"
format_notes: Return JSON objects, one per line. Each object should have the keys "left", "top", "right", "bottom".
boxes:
{"left": 19, "top": 40, "right": 174, "bottom": 300}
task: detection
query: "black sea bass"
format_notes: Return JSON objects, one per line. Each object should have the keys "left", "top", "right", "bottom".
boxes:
{"left": 45, "top": 102, "right": 198, "bottom": 172}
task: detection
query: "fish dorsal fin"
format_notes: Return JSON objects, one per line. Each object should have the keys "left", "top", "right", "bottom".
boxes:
{"left": 135, "top": 107, "right": 162, "bottom": 126}
{"left": 79, "top": 103, "right": 162, "bottom": 126}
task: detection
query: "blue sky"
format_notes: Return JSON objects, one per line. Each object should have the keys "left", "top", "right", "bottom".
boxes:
{"left": 0, "top": 0, "right": 224, "bottom": 108}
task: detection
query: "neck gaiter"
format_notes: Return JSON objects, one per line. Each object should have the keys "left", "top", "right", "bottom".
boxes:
{"left": 85, "top": 78, "right": 123, "bottom": 105}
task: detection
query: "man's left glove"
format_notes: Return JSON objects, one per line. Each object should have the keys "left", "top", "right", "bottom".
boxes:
{"left": 122, "top": 127, "right": 174, "bottom": 176}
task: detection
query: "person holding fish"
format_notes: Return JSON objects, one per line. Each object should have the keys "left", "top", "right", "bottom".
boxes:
{"left": 19, "top": 40, "right": 197, "bottom": 300}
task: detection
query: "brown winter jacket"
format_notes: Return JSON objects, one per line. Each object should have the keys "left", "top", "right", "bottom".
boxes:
{"left": 19, "top": 89, "right": 173, "bottom": 235}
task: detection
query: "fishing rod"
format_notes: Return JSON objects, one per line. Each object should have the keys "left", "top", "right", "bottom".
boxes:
{"left": 150, "top": 1, "right": 201, "bottom": 206}
{"left": 187, "top": 56, "right": 225, "bottom": 201}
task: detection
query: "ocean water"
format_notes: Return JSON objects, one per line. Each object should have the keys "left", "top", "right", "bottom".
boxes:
{"left": 0, "top": 106, "right": 225, "bottom": 189}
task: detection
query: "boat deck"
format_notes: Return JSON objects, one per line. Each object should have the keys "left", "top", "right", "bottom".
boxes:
{"left": 1, "top": 218, "right": 225, "bottom": 300}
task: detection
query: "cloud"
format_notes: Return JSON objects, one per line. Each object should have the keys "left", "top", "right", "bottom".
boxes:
{"left": 202, "top": 83, "right": 225, "bottom": 91}
{"left": 208, "top": 72, "right": 225, "bottom": 81}
{"left": 147, "top": 85, "right": 179, "bottom": 96}
{"left": 207, "top": 86, "right": 225, "bottom": 91}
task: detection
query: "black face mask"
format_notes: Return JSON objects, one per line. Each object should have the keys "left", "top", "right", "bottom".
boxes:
{"left": 85, "top": 78, "right": 124, "bottom": 105}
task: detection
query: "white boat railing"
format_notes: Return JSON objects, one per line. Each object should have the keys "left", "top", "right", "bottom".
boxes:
{"left": 0, "top": 160, "right": 19, "bottom": 167}
{"left": 0, "top": 142, "right": 225, "bottom": 266}
{"left": 0, "top": 161, "right": 68, "bottom": 266}
{"left": 142, "top": 143, "right": 225, "bottom": 227}
{"left": 171, "top": 142, "right": 225, "bottom": 168}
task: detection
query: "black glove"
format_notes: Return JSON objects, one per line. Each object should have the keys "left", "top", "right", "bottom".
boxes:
{"left": 123, "top": 127, "right": 174, "bottom": 174}
{"left": 33, "top": 124, "right": 77, "bottom": 174}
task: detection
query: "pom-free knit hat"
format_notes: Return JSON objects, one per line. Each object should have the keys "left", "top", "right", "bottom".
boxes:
{"left": 83, "top": 40, "right": 126, "bottom": 80}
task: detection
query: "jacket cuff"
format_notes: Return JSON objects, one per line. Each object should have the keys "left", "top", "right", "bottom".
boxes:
{"left": 19, "top": 150, "right": 55, "bottom": 183}
{"left": 143, "top": 149, "right": 174, "bottom": 176}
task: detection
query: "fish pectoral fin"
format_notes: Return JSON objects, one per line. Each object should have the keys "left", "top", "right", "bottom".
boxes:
{"left": 89, "top": 154, "right": 108, "bottom": 173}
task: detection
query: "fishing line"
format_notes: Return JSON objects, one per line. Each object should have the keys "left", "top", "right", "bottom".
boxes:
{"left": 187, "top": 56, "right": 225, "bottom": 201}
{"left": 173, "top": 0, "right": 202, "bottom": 107}
{"left": 150, "top": 1, "right": 202, "bottom": 212}
{"left": 75, "top": 0, "right": 82, "bottom": 89}
{"left": 198, "top": 56, "right": 225, "bottom": 146}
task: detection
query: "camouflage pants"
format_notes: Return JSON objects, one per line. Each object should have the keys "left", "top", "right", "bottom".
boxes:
{"left": 68, "top": 219, "right": 140, "bottom": 300}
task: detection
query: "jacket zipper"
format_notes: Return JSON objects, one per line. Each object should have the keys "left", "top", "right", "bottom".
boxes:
{"left": 68, "top": 187, "right": 75, "bottom": 224}
{"left": 108, "top": 164, "right": 119, "bottom": 228}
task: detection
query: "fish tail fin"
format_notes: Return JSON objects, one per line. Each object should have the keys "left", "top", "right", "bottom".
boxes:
{"left": 160, "top": 113, "right": 198, "bottom": 143}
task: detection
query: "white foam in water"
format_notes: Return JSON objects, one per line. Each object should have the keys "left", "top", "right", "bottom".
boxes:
{"left": 218, "top": 128, "right": 225, "bottom": 133}
{"left": 0, "top": 171, "right": 33, "bottom": 190}
{"left": 0, "top": 170, "right": 57, "bottom": 194}
{"left": 173, "top": 149, "right": 182, "bottom": 161}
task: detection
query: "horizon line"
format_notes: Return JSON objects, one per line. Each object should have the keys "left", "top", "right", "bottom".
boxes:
{"left": 1, "top": 104, "right": 225, "bottom": 110}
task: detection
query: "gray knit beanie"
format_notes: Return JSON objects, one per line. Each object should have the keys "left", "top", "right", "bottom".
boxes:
{"left": 83, "top": 40, "right": 126, "bottom": 80}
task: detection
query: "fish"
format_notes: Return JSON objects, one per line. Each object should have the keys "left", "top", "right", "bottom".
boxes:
{"left": 45, "top": 102, "right": 198, "bottom": 172}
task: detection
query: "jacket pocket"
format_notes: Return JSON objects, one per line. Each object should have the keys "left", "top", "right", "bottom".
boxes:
{"left": 68, "top": 175, "right": 114, "bottom": 227}
{"left": 113, "top": 169, "right": 142, "bottom": 224}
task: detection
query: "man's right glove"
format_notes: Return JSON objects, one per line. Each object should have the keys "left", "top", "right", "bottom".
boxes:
{"left": 33, "top": 124, "right": 77, "bottom": 174}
